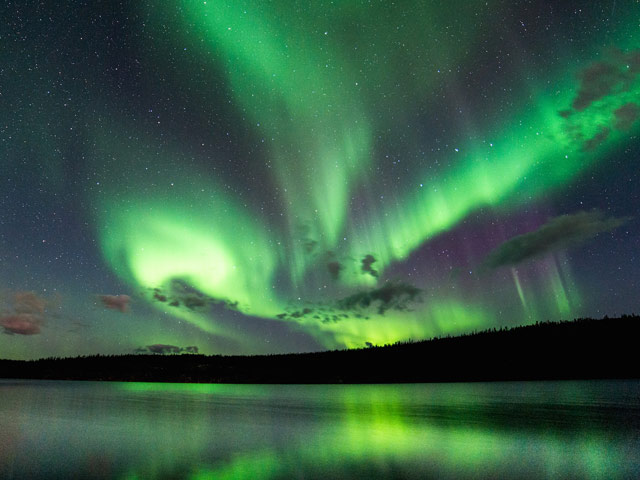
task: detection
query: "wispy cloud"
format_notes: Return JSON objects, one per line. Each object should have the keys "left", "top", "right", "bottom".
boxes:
{"left": 484, "top": 210, "right": 629, "bottom": 269}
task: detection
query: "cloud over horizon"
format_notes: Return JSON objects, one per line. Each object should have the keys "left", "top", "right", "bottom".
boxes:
{"left": 484, "top": 210, "right": 629, "bottom": 269}
{"left": 134, "top": 344, "right": 199, "bottom": 355}
{"left": 100, "top": 295, "right": 131, "bottom": 313}
{"left": 338, "top": 282, "right": 422, "bottom": 315}
{"left": 1, "top": 292, "right": 48, "bottom": 335}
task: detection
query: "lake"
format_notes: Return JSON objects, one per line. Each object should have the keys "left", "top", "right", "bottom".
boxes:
{"left": 0, "top": 379, "right": 638, "bottom": 479}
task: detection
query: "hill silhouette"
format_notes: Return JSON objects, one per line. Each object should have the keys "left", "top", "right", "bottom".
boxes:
{"left": 0, "top": 315, "right": 638, "bottom": 383}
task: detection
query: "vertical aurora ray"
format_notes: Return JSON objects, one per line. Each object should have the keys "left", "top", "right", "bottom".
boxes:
{"left": 165, "top": 0, "right": 496, "bottom": 286}
{"left": 508, "top": 255, "right": 581, "bottom": 324}
{"left": 550, "top": 269, "right": 571, "bottom": 318}
{"left": 512, "top": 268, "right": 527, "bottom": 312}
{"left": 546, "top": 256, "right": 575, "bottom": 319}
{"left": 178, "top": 0, "right": 373, "bottom": 282}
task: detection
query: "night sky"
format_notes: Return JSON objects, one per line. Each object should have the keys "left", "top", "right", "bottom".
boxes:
{"left": 1, "top": 1, "right": 639, "bottom": 359}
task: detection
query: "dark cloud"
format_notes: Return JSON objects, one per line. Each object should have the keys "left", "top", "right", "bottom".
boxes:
{"left": 170, "top": 279, "right": 205, "bottom": 297}
{"left": 572, "top": 61, "right": 627, "bottom": 111}
{"left": 322, "top": 314, "right": 343, "bottom": 324}
{"left": 149, "top": 282, "right": 240, "bottom": 313}
{"left": 361, "top": 254, "right": 378, "bottom": 277}
{"left": 290, "top": 308, "right": 313, "bottom": 319}
{"left": 614, "top": 103, "right": 640, "bottom": 131}
{"left": 295, "top": 224, "right": 318, "bottom": 254}
{"left": 303, "top": 239, "right": 318, "bottom": 253}
{"left": 338, "top": 282, "right": 421, "bottom": 315}
{"left": 225, "top": 300, "right": 239, "bottom": 310}
{"left": 582, "top": 126, "right": 611, "bottom": 152}
{"left": 484, "top": 211, "right": 629, "bottom": 269}
{"left": 559, "top": 49, "right": 640, "bottom": 150}
{"left": 569, "top": 48, "right": 639, "bottom": 113}
{"left": 274, "top": 282, "right": 418, "bottom": 324}
{"left": 100, "top": 294, "right": 131, "bottom": 313}
{"left": 277, "top": 307, "right": 314, "bottom": 320}
{"left": 0, "top": 291, "right": 48, "bottom": 335}
{"left": 135, "top": 344, "right": 199, "bottom": 354}
{"left": 153, "top": 290, "right": 167, "bottom": 302}
{"left": 183, "top": 296, "right": 207, "bottom": 310}
{"left": 146, "top": 344, "right": 181, "bottom": 354}
{"left": 327, "top": 261, "right": 343, "bottom": 280}
{"left": 277, "top": 303, "right": 354, "bottom": 324}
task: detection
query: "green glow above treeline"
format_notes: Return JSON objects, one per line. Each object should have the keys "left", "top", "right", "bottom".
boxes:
{"left": 90, "top": 1, "right": 639, "bottom": 349}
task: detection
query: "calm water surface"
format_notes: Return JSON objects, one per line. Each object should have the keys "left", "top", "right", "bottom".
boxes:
{"left": 0, "top": 379, "right": 638, "bottom": 479}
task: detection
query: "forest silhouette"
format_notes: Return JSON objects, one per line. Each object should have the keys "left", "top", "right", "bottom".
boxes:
{"left": 0, "top": 315, "right": 638, "bottom": 383}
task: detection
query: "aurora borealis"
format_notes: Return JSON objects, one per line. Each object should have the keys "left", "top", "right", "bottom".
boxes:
{"left": 1, "top": 1, "right": 639, "bottom": 358}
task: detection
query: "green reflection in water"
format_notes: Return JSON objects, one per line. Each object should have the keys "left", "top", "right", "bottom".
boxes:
{"left": 0, "top": 380, "right": 637, "bottom": 479}
{"left": 115, "top": 381, "right": 639, "bottom": 480}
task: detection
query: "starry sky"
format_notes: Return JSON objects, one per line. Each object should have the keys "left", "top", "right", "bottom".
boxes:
{"left": 1, "top": 1, "right": 639, "bottom": 359}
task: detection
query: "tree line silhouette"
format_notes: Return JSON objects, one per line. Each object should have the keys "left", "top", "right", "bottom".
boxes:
{"left": 0, "top": 315, "right": 638, "bottom": 383}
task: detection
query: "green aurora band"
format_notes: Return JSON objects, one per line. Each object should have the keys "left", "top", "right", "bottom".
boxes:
{"left": 95, "top": 147, "right": 283, "bottom": 335}
{"left": 93, "top": 1, "right": 639, "bottom": 349}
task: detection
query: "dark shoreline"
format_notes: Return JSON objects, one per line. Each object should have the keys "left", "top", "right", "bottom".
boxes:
{"left": 1, "top": 315, "right": 638, "bottom": 384}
